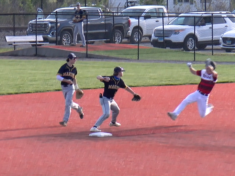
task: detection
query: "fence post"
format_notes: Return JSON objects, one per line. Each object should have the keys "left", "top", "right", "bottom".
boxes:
{"left": 212, "top": 13, "right": 214, "bottom": 55}
{"left": 138, "top": 16, "right": 140, "bottom": 60}
{"left": 35, "top": 13, "right": 38, "bottom": 56}
{"left": 194, "top": 16, "right": 196, "bottom": 61}
{"left": 13, "top": 14, "right": 16, "bottom": 51}
{"left": 112, "top": 12, "right": 114, "bottom": 43}
{"left": 162, "top": 12, "right": 165, "bottom": 48}
{"left": 86, "top": 13, "right": 88, "bottom": 58}
{"left": 56, "top": 11, "right": 58, "bottom": 45}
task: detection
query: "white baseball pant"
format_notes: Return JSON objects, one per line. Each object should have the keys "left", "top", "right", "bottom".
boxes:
{"left": 173, "top": 90, "right": 213, "bottom": 118}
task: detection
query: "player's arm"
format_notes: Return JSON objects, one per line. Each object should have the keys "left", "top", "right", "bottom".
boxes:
{"left": 125, "top": 86, "right": 136, "bottom": 95}
{"left": 73, "top": 76, "right": 80, "bottom": 89}
{"left": 208, "top": 66, "right": 218, "bottom": 77}
{"left": 187, "top": 63, "right": 197, "bottom": 75}
{"left": 97, "top": 75, "right": 110, "bottom": 82}
{"left": 56, "top": 74, "right": 73, "bottom": 84}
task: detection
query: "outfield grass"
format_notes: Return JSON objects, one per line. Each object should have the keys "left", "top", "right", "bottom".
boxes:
{"left": 90, "top": 48, "right": 235, "bottom": 62}
{"left": 0, "top": 48, "right": 14, "bottom": 53}
{"left": 0, "top": 59, "right": 234, "bottom": 95}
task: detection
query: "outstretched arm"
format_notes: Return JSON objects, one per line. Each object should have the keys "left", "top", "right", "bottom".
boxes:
{"left": 125, "top": 86, "right": 136, "bottom": 95}
{"left": 187, "top": 63, "right": 197, "bottom": 75}
{"left": 97, "top": 75, "right": 110, "bottom": 82}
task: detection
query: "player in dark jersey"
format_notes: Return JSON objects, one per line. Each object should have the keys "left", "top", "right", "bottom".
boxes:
{"left": 168, "top": 58, "right": 217, "bottom": 120}
{"left": 90, "top": 66, "right": 140, "bottom": 132}
{"left": 56, "top": 53, "right": 84, "bottom": 126}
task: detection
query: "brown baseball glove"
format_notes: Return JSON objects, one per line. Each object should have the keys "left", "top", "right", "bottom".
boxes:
{"left": 76, "top": 89, "right": 84, "bottom": 99}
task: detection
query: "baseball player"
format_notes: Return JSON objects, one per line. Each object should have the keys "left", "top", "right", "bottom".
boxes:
{"left": 168, "top": 58, "right": 217, "bottom": 120}
{"left": 90, "top": 66, "right": 141, "bottom": 132}
{"left": 56, "top": 53, "right": 84, "bottom": 126}
{"left": 71, "top": 2, "right": 86, "bottom": 47}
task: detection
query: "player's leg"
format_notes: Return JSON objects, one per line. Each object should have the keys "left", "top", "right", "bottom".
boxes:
{"left": 91, "top": 97, "right": 111, "bottom": 131}
{"left": 110, "top": 100, "right": 120, "bottom": 127}
{"left": 73, "top": 24, "right": 79, "bottom": 44}
{"left": 62, "top": 86, "right": 75, "bottom": 124}
{"left": 71, "top": 102, "right": 84, "bottom": 119}
{"left": 168, "top": 91, "right": 198, "bottom": 120}
{"left": 197, "top": 95, "right": 213, "bottom": 118}
{"left": 78, "top": 22, "right": 86, "bottom": 46}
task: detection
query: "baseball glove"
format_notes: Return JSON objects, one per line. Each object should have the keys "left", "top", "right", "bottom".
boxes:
{"left": 73, "top": 16, "right": 82, "bottom": 23}
{"left": 132, "top": 94, "right": 141, "bottom": 101}
{"left": 76, "top": 89, "right": 84, "bottom": 99}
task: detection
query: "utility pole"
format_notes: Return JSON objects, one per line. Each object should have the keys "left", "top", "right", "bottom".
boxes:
{"left": 205, "top": 0, "right": 207, "bottom": 11}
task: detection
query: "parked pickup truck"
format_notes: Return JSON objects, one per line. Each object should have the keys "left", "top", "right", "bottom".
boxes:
{"left": 121, "top": 5, "right": 175, "bottom": 44}
{"left": 151, "top": 12, "right": 235, "bottom": 51}
{"left": 27, "top": 7, "right": 130, "bottom": 45}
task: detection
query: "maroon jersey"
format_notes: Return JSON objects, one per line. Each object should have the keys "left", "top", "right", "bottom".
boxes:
{"left": 196, "top": 69, "right": 217, "bottom": 95}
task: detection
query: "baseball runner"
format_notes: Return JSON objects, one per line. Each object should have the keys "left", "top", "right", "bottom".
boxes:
{"left": 90, "top": 66, "right": 141, "bottom": 132}
{"left": 71, "top": 2, "right": 86, "bottom": 47}
{"left": 56, "top": 53, "right": 84, "bottom": 126}
{"left": 168, "top": 58, "right": 218, "bottom": 120}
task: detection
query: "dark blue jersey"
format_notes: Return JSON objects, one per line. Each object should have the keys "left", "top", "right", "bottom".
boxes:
{"left": 57, "top": 63, "right": 77, "bottom": 86}
{"left": 74, "top": 9, "right": 85, "bottom": 22}
{"left": 102, "top": 76, "right": 127, "bottom": 99}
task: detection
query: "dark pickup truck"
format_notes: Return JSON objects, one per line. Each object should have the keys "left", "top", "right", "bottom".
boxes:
{"left": 26, "top": 7, "right": 130, "bottom": 45}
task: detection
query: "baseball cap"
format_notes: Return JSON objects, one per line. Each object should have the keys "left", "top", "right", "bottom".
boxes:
{"left": 205, "top": 58, "right": 216, "bottom": 70}
{"left": 76, "top": 2, "right": 81, "bottom": 6}
{"left": 68, "top": 53, "right": 77, "bottom": 59}
{"left": 114, "top": 66, "right": 125, "bottom": 73}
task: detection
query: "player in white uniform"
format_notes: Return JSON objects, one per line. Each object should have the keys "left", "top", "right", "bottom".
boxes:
{"left": 168, "top": 59, "right": 218, "bottom": 120}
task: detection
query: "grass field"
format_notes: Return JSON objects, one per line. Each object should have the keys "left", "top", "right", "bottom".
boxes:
{"left": 0, "top": 59, "right": 234, "bottom": 95}
{"left": 0, "top": 48, "right": 14, "bottom": 53}
{"left": 91, "top": 48, "right": 235, "bottom": 62}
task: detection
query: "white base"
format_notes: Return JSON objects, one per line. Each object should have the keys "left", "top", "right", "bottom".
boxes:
{"left": 89, "top": 132, "right": 112, "bottom": 137}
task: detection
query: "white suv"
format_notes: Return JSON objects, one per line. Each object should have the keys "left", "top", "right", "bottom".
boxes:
{"left": 151, "top": 12, "right": 235, "bottom": 51}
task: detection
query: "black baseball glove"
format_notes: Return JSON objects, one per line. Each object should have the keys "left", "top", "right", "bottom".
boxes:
{"left": 132, "top": 94, "right": 141, "bottom": 101}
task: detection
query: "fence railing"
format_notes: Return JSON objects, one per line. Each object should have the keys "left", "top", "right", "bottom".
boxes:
{"left": 0, "top": 11, "right": 234, "bottom": 61}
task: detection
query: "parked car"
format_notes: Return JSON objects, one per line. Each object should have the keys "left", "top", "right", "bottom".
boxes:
{"left": 220, "top": 15, "right": 235, "bottom": 52}
{"left": 27, "top": 7, "right": 130, "bottom": 45}
{"left": 121, "top": 5, "right": 176, "bottom": 44}
{"left": 151, "top": 12, "right": 235, "bottom": 51}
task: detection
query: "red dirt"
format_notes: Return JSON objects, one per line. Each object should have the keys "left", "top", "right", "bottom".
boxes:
{"left": 42, "top": 43, "right": 149, "bottom": 52}
{"left": 1, "top": 84, "right": 235, "bottom": 176}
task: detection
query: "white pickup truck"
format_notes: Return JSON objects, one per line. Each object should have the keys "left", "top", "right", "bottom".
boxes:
{"left": 121, "top": 5, "right": 175, "bottom": 44}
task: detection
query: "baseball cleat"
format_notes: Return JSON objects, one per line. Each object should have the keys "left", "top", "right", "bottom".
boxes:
{"left": 59, "top": 121, "right": 67, "bottom": 127}
{"left": 208, "top": 104, "right": 214, "bottom": 109}
{"left": 109, "top": 122, "right": 121, "bottom": 127}
{"left": 90, "top": 127, "right": 101, "bottom": 132}
{"left": 77, "top": 107, "right": 84, "bottom": 119}
{"left": 167, "top": 112, "right": 178, "bottom": 121}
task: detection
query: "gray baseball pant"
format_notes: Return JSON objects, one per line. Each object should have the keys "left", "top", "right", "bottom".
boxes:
{"left": 61, "top": 84, "right": 80, "bottom": 122}
{"left": 73, "top": 22, "right": 86, "bottom": 46}
{"left": 94, "top": 96, "right": 120, "bottom": 127}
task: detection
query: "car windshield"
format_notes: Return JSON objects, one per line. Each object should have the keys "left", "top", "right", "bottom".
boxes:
{"left": 46, "top": 9, "right": 75, "bottom": 19}
{"left": 121, "top": 9, "right": 145, "bottom": 18}
{"left": 228, "top": 16, "right": 235, "bottom": 23}
{"left": 169, "top": 16, "right": 201, "bottom": 26}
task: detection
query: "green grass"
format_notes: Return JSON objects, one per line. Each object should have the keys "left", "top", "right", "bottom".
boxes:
{"left": 0, "top": 59, "right": 234, "bottom": 95}
{"left": 90, "top": 48, "right": 235, "bottom": 62}
{"left": 0, "top": 48, "right": 14, "bottom": 53}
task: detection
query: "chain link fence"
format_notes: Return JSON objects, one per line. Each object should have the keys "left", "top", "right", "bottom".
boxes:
{"left": 0, "top": 9, "right": 235, "bottom": 62}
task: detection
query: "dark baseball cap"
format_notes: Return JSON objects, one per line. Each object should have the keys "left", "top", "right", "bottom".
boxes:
{"left": 68, "top": 53, "right": 77, "bottom": 59}
{"left": 76, "top": 2, "right": 81, "bottom": 6}
{"left": 114, "top": 66, "right": 125, "bottom": 73}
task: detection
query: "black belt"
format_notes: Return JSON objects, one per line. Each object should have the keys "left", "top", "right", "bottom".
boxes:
{"left": 62, "top": 84, "right": 72, "bottom": 87}
{"left": 198, "top": 90, "right": 208, "bottom": 96}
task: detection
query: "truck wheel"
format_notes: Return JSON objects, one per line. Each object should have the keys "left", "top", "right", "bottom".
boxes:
{"left": 130, "top": 28, "right": 142, "bottom": 44}
{"left": 183, "top": 35, "right": 196, "bottom": 51}
{"left": 225, "top": 49, "right": 232, "bottom": 52}
{"left": 197, "top": 44, "right": 207, "bottom": 50}
{"left": 111, "top": 29, "right": 123, "bottom": 44}
{"left": 60, "top": 31, "right": 72, "bottom": 46}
